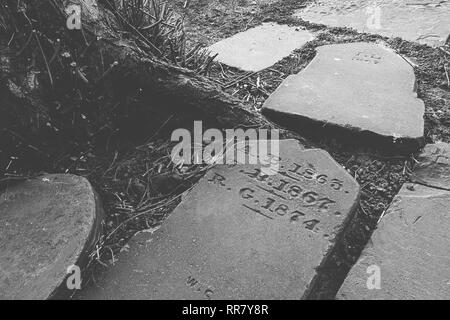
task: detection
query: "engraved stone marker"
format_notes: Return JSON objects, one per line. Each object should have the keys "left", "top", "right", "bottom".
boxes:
{"left": 79, "top": 140, "right": 360, "bottom": 300}
{"left": 294, "top": 0, "right": 450, "bottom": 47}
{"left": 207, "top": 23, "right": 314, "bottom": 72}
{"left": 0, "top": 174, "right": 104, "bottom": 300}
{"left": 263, "top": 42, "right": 425, "bottom": 142}
{"left": 338, "top": 183, "right": 450, "bottom": 300}
{"left": 412, "top": 142, "right": 450, "bottom": 191}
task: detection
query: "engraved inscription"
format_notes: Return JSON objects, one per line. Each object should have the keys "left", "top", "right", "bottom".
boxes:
{"left": 429, "top": 145, "right": 450, "bottom": 164}
{"left": 208, "top": 173, "right": 226, "bottom": 186}
{"left": 352, "top": 51, "right": 382, "bottom": 64}
{"left": 207, "top": 158, "right": 349, "bottom": 233}
{"left": 186, "top": 275, "right": 214, "bottom": 300}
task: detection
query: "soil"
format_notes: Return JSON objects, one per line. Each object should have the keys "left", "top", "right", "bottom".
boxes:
{"left": 1, "top": 0, "right": 449, "bottom": 299}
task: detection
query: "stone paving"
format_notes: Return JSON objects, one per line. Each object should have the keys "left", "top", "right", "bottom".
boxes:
{"left": 338, "top": 183, "right": 450, "bottom": 300}
{"left": 207, "top": 22, "right": 314, "bottom": 72}
{"left": 262, "top": 42, "right": 425, "bottom": 144}
{"left": 78, "top": 140, "right": 360, "bottom": 299}
{"left": 294, "top": 0, "right": 450, "bottom": 47}
{"left": 338, "top": 142, "right": 450, "bottom": 299}
{"left": 0, "top": 174, "right": 104, "bottom": 300}
{"left": 412, "top": 142, "right": 450, "bottom": 191}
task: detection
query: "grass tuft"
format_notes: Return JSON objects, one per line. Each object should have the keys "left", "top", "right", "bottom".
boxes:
{"left": 107, "top": 0, "right": 215, "bottom": 72}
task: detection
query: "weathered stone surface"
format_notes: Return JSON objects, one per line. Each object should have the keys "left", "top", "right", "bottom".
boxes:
{"left": 338, "top": 183, "right": 450, "bottom": 300}
{"left": 208, "top": 23, "right": 314, "bottom": 72}
{"left": 412, "top": 142, "right": 450, "bottom": 191}
{"left": 79, "top": 140, "right": 360, "bottom": 300}
{"left": 0, "top": 174, "right": 104, "bottom": 300}
{"left": 294, "top": 0, "right": 450, "bottom": 47}
{"left": 263, "top": 42, "right": 425, "bottom": 141}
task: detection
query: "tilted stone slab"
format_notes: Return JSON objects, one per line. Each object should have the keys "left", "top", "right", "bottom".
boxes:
{"left": 412, "top": 142, "right": 450, "bottom": 191}
{"left": 263, "top": 42, "right": 425, "bottom": 143}
{"left": 0, "top": 174, "right": 104, "bottom": 300}
{"left": 338, "top": 183, "right": 450, "bottom": 300}
{"left": 294, "top": 0, "right": 450, "bottom": 47}
{"left": 79, "top": 140, "right": 360, "bottom": 300}
{"left": 208, "top": 23, "right": 314, "bottom": 72}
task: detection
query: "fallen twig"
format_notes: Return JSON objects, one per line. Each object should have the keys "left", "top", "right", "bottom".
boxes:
{"left": 223, "top": 71, "right": 257, "bottom": 89}
{"left": 444, "top": 64, "right": 450, "bottom": 88}
{"left": 439, "top": 47, "right": 450, "bottom": 56}
{"left": 34, "top": 32, "right": 53, "bottom": 87}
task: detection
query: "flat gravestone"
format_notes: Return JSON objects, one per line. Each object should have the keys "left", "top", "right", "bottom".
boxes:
{"left": 208, "top": 23, "right": 314, "bottom": 72}
{"left": 0, "top": 174, "right": 104, "bottom": 300}
{"left": 338, "top": 183, "right": 450, "bottom": 300}
{"left": 79, "top": 140, "right": 360, "bottom": 300}
{"left": 412, "top": 142, "right": 450, "bottom": 191}
{"left": 263, "top": 42, "right": 425, "bottom": 142}
{"left": 294, "top": 0, "right": 450, "bottom": 47}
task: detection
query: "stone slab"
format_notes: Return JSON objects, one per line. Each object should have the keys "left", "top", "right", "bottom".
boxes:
{"left": 208, "top": 23, "right": 314, "bottom": 72}
{"left": 0, "top": 174, "right": 104, "bottom": 300}
{"left": 79, "top": 140, "right": 360, "bottom": 300}
{"left": 412, "top": 142, "right": 450, "bottom": 191}
{"left": 263, "top": 42, "right": 425, "bottom": 141}
{"left": 294, "top": 0, "right": 450, "bottom": 47}
{"left": 338, "top": 183, "right": 450, "bottom": 300}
